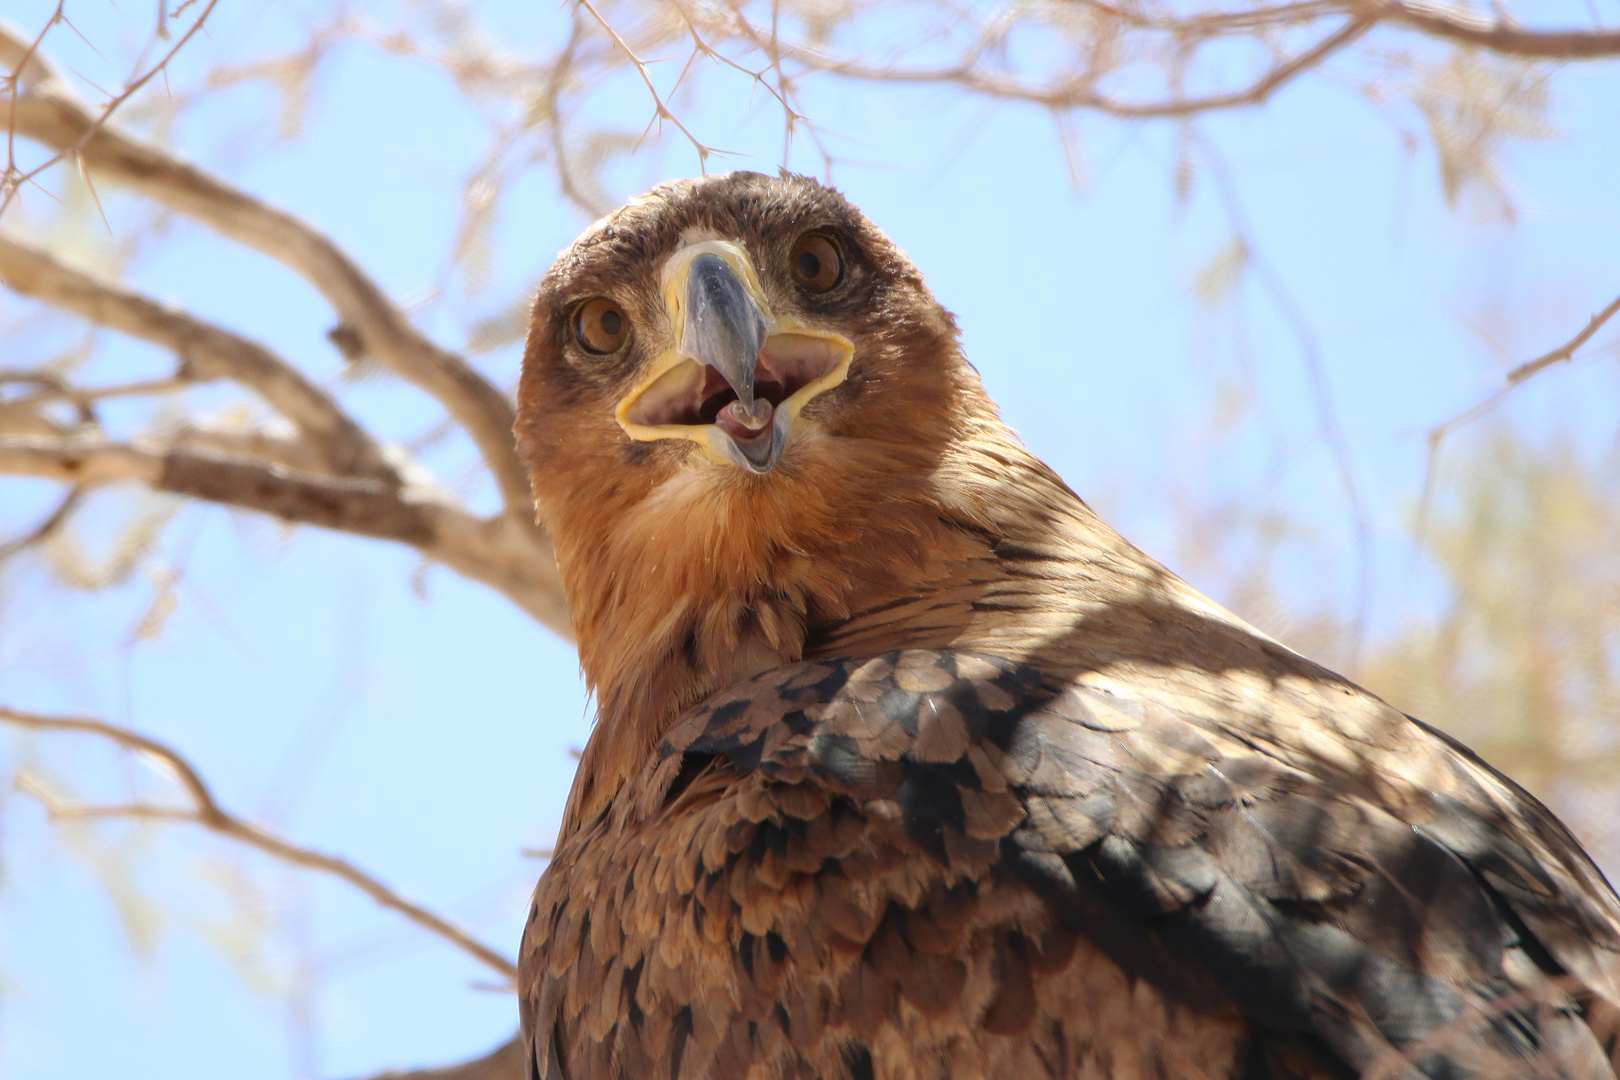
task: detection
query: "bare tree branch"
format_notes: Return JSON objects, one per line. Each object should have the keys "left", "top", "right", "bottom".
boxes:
{"left": 1063, "top": 0, "right": 1620, "bottom": 57}
{"left": 0, "top": 23, "right": 539, "bottom": 530}
{"left": 0, "top": 25, "right": 578, "bottom": 636}
{"left": 1065, "top": 0, "right": 1346, "bottom": 35}
{"left": 1381, "top": 0, "right": 1620, "bottom": 59}
{"left": 164, "top": 427, "right": 366, "bottom": 476}
{"left": 7, "top": 373, "right": 192, "bottom": 406}
{"left": 694, "top": 0, "right": 1620, "bottom": 126}
{"left": 0, "top": 432, "right": 158, "bottom": 483}
{"left": 0, "top": 434, "right": 570, "bottom": 633}
{"left": 1, "top": 705, "right": 520, "bottom": 984}
{"left": 360, "top": 1035, "right": 523, "bottom": 1080}
{"left": 0, "top": 234, "right": 394, "bottom": 480}
{"left": 1, "top": 365, "right": 93, "bottom": 431}
{"left": 750, "top": 14, "right": 1379, "bottom": 118}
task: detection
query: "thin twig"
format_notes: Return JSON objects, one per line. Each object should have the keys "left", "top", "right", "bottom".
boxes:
{"left": 541, "top": 12, "right": 605, "bottom": 219}
{"left": 2, "top": 705, "right": 519, "bottom": 983}
{"left": 1418, "top": 291, "right": 1620, "bottom": 532}
{"left": 0, "top": 485, "right": 82, "bottom": 560}
{"left": 576, "top": 0, "right": 727, "bottom": 168}
{"left": 2, "top": 1, "right": 66, "bottom": 201}
{"left": 7, "top": 374, "right": 192, "bottom": 407}
{"left": 1, "top": 0, "right": 223, "bottom": 218}
{"left": 1194, "top": 128, "right": 1373, "bottom": 662}
{"left": 1506, "top": 291, "right": 1620, "bottom": 385}
{"left": 1, "top": 365, "right": 95, "bottom": 425}
{"left": 707, "top": 0, "right": 835, "bottom": 171}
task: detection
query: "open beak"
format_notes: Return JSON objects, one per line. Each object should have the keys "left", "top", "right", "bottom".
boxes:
{"left": 615, "top": 240, "right": 853, "bottom": 475}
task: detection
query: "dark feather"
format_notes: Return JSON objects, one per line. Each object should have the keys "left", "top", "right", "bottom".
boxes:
{"left": 521, "top": 648, "right": 1620, "bottom": 1078}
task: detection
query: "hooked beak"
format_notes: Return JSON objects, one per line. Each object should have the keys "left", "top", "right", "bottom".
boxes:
{"left": 682, "top": 253, "right": 777, "bottom": 471}
{"left": 615, "top": 240, "right": 853, "bottom": 475}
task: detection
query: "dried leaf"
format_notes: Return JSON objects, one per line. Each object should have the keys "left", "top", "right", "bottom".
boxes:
{"left": 132, "top": 567, "right": 181, "bottom": 643}
{"left": 1413, "top": 51, "right": 1554, "bottom": 215}
{"left": 44, "top": 491, "right": 178, "bottom": 591}
{"left": 1193, "top": 235, "right": 1248, "bottom": 309}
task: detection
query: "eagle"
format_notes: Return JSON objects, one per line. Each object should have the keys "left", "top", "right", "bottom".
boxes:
{"left": 512, "top": 171, "right": 1620, "bottom": 1079}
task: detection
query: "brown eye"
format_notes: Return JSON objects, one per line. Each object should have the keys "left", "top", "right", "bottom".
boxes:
{"left": 790, "top": 233, "right": 842, "bottom": 293}
{"left": 575, "top": 298, "right": 629, "bottom": 354}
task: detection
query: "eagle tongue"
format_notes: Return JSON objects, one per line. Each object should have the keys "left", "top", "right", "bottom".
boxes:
{"left": 714, "top": 403, "right": 783, "bottom": 474}
{"left": 717, "top": 398, "right": 773, "bottom": 437}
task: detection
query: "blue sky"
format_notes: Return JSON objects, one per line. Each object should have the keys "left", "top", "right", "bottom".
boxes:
{"left": 2, "top": 1, "right": 1619, "bottom": 1077}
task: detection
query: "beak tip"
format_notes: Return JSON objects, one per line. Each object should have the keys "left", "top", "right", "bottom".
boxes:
{"left": 716, "top": 416, "right": 786, "bottom": 475}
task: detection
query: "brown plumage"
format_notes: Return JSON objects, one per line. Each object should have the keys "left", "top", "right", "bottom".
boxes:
{"left": 514, "top": 172, "right": 1620, "bottom": 1079}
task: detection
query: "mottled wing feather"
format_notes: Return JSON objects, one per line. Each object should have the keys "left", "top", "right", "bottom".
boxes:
{"left": 521, "top": 650, "right": 1620, "bottom": 1080}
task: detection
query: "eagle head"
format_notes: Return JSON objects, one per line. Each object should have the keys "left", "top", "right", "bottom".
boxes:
{"left": 517, "top": 171, "right": 971, "bottom": 501}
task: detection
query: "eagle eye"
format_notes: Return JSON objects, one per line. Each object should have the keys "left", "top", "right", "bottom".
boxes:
{"left": 789, "top": 233, "right": 842, "bottom": 294}
{"left": 575, "top": 298, "right": 630, "bottom": 354}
